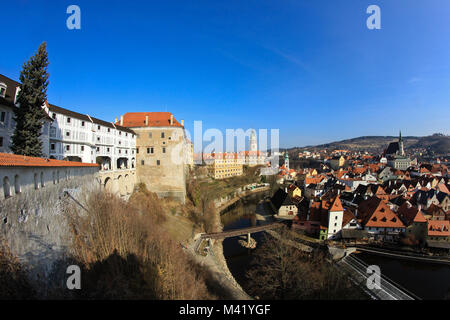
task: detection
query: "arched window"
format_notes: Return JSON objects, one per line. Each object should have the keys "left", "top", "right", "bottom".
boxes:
{"left": 40, "top": 172, "right": 44, "bottom": 188}
{"left": 34, "top": 173, "right": 39, "bottom": 189}
{"left": 3, "top": 176, "right": 10, "bottom": 199}
{"left": 0, "top": 82, "right": 7, "bottom": 98}
{"left": 14, "top": 174, "right": 20, "bottom": 194}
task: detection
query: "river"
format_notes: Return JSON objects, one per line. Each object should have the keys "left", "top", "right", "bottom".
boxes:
{"left": 221, "top": 192, "right": 450, "bottom": 300}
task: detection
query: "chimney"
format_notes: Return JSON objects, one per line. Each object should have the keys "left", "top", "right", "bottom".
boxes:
{"left": 181, "top": 119, "right": 184, "bottom": 126}
{"left": 145, "top": 115, "right": 149, "bottom": 126}
{"left": 120, "top": 116, "right": 123, "bottom": 126}
{"left": 170, "top": 114, "right": 173, "bottom": 126}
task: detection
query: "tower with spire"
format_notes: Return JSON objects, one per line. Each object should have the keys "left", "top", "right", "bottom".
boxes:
{"left": 250, "top": 129, "right": 257, "bottom": 152}
{"left": 398, "top": 130, "right": 405, "bottom": 156}
{"left": 284, "top": 152, "right": 289, "bottom": 171}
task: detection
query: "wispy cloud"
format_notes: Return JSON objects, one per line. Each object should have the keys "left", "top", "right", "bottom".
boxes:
{"left": 408, "top": 77, "right": 422, "bottom": 83}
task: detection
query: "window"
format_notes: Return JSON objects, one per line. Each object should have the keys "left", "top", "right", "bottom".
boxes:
{"left": 161, "top": 132, "right": 165, "bottom": 138}
{"left": 97, "top": 136, "right": 101, "bottom": 142}
{"left": 0, "top": 83, "right": 6, "bottom": 98}
{"left": 52, "top": 113, "right": 56, "bottom": 119}
{"left": 3, "top": 176, "right": 10, "bottom": 199}
{"left": 149, "top": 133, "right": 152, "bottom": 138}
{"left": 81, "top": 146, "right": 84, "bottom": 151}
{"left": 106, "top": 147, "right": 110, "bottom": 152}
{"left": 81, "top": 121, "right": 85, "bottom": 126}
{"left": 97, "top": 125, "right": 101, "bottom": 130}
{"left": 51, "top": 143, "right": 55, "bottom": 150}
{"left": 141, "top": 160, "right": 145, "bottom": 165}
{"left": 66, "top": 145, "right": 70, "bottom": 151}
{"left": 157, "top": 160, "right": 160, "bottom": 166}
{"left": 147, "top": 147, "right": 154, "bottom": 154}
{"left": 67, "top": 117, "right": 71, "bottom": 123}
{"left": 0, "top": 112, "right": 5, "bottom": 123}
{"left": 14, "top": 175, "right": 20, "bottom": 194}
{"left": 0, "top": 137, "right": 3, "bottom": 147}
{"left": 107, "top": 128, "right": 110, "bottom": 132}
{"left": 136, "top": 148, "right": 139, "bottom": 154}
{"left": 96, "top": 147, "right": 100, "bottom": 152}
{"left": 162, "top": 147, "right": 166, "bottom": 153}
{"left": 66, "top": 131, "right": 70, "bottom": 137}
{"left": 34, "top": 173, "right": 39, "bottom": 190}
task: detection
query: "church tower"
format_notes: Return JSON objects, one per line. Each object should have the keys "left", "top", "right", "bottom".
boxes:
{"left": 250, "top": 129, "right": 257, "bottom": 152}
{"left": 284, "top": 152, "right": 290, "bottom": 170}
{"left": 399, "top": 130, "right": 405, "bottom": 156}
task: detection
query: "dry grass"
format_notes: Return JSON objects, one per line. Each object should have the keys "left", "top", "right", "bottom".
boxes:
{"left": 66, "top": 185, "right": 215, "bottom": 299}
{"left": 0, "top": 238, "right": 35, "bottom": 299}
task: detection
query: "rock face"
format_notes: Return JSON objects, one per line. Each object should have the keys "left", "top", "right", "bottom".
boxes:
{"left": 0, "top": 175, "right": 99, "bottom": 279}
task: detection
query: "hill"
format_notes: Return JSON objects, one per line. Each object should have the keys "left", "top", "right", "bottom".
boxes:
{"left": 287, "top": 134, "right": 449, "bottom": 156}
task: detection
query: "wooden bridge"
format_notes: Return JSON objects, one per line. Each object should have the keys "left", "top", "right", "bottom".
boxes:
{"left": 200, "top": 222, "right": 283, "bottom": 240}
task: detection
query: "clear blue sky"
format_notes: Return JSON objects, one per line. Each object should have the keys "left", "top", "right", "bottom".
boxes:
{"left": 1, "top": 0, "right": 449, "bottom": 149}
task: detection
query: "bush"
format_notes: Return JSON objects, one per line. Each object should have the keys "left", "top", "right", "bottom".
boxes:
{"left": 66, "top": 189, "right": 215, "bottom": 299}
{"left": 0, "top": 238, "right": 35, "bottom": 299}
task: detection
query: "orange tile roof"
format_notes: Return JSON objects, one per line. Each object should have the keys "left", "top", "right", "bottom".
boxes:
{"left": 428, "top": 220, "right": 450, "bottom": 237}
{"left": 0, "top": 153, "right": 99, "bottom": 167}
{"left": 329, "top": 195, "right": 344, "bottom": 212}
{"left": 359, "top": 197, "right": 405, "bottom": 228}
{"left": 118, "top": 112, "right": 183, "bottom": 128}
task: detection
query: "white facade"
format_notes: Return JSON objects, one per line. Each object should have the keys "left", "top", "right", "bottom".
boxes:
{"left": 44, "top": 104, "right": 136, "bottom": 171}
{"left": 327, "top": 209, "right": 344, "bottom": 239}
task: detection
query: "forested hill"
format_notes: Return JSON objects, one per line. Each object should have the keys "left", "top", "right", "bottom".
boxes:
{"left": 287, "top": 134, "right": 449, "bottom": 155}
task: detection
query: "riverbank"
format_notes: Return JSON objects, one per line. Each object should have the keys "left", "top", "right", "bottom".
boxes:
{"left": 186, "top": 185, "right": 270, "bottom": 300}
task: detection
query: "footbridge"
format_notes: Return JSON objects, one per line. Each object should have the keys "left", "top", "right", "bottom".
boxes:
{"left": 201, "top": 222, "right": 283, "bottom": 240}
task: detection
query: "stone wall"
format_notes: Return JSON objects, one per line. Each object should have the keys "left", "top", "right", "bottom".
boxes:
{"left": 0, "top": 170, "right": 99, "bottom": 279}
{"left": 135, "top": 126, "right": 187, "bottom": 203}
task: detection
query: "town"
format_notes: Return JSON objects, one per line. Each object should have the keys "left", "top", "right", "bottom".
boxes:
{"left": 1, "top": 1, "right": 450, "bottom": 305}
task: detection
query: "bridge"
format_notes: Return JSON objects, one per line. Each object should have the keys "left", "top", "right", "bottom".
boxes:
{"left": 338, "top": 253, "right": 420, "bottom": 300}
{"left": 201, "top": 222, "right": 283, "bottom": 240}
{"left": 199, "top": 222, "right": 283, "bottom": 249}
{"left": 98, "top": 168, "right": 136, "bottom": 197}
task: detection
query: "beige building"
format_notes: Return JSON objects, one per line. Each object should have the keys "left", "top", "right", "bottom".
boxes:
{"left": 117, "top": 112, "right": 188, "bottom": 203}
{"left": 203, "top": 152, "right": 243, "bottom": 179}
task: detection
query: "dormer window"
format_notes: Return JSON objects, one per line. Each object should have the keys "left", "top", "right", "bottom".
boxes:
{"left": 0, "top": 83, "right": 6, "bottom": 98}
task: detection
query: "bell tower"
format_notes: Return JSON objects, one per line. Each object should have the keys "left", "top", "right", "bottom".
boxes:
{"left": 250, "top": 129, "right": 257, "bottom": 152}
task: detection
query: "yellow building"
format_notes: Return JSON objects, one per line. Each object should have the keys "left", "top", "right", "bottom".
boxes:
{"left": 287, "top": 184, "right": 302, "bottom": 198}
{"left": 204, "top": 152, "right": 243, "bottom": 179}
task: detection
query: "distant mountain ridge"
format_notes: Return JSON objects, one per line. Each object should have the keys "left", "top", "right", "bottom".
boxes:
{"left": 287, "top": 134, "right": 449, "bottom": 156}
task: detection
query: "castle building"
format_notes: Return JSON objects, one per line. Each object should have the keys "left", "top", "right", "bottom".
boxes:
{"left": 117, "top": 112, "right": 188, "bottom": 202}
{"left": 203, "top": 152, "right": 243, "bottom": 179}
{"left": 237, "top": 129, "right": 267, "bottom": 166}
{"left": 43, "top": 103, "right": 136, "bottom": 170}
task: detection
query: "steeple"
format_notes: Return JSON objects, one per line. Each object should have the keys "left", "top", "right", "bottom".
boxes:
{"left": 284, "top": 152, "right": 289, "bottom": 170}
{"left": 398, "top": 130, "right": 405, "bottom": 156}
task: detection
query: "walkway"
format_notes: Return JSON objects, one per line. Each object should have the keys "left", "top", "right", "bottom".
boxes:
{"left": 200, "top": 222, "right": 283, "bottom": 240}
{"left": 338, "top": 253, "right": 420, "bottom": 300}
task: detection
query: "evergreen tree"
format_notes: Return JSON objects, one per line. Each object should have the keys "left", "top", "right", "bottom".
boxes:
{"left": 11, "top": 42, "right": 49, "bottom": 157}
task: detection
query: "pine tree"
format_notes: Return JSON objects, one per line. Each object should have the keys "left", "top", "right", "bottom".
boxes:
{"left": 11, "top": 42, "right": 49, "bottom": 157}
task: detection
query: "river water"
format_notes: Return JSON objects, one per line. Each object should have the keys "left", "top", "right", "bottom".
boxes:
{"left": 221, "top": 192, "right": 450, "bottom": 300}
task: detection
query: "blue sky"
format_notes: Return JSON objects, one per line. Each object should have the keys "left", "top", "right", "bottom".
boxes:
{"left": 1, "top": 0, "right": 449, "bottom": 150}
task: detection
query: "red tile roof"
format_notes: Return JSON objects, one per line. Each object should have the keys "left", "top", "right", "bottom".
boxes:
{"left": 428, "top": 220, "right": 450, "bottom": 237}
{"left": 118, "top": 112, "right": 183, "bottom": 128}
{"left": 358, "top": 197, "right": 405, "bottom": 228}
{"left": 0, "top": 153, "right": 99, "bottom": 167}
